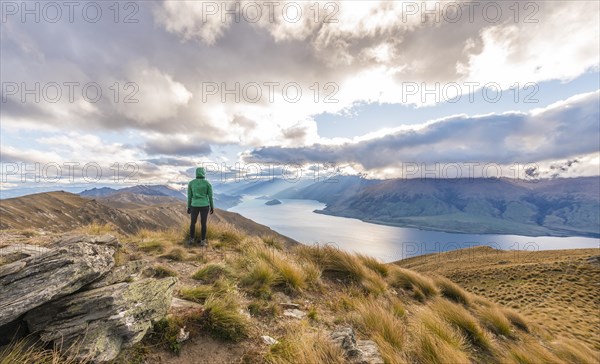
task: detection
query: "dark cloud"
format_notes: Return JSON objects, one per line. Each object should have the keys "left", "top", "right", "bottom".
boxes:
{"left": 143, "top": 138, "right": 212, "bottom": 157}
{"left": 245, "top": 91, "right": 600, "bottom": 169}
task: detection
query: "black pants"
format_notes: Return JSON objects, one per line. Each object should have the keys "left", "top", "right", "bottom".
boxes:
{"left": 190, "top": 206, "right": 210, "bottom": 240}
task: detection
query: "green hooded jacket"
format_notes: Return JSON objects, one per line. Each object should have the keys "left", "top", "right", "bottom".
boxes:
{"left": 187, "top": 167, "right": 214, "bottom": 209}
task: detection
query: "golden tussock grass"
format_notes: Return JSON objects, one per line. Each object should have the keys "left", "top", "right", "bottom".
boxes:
{"left": 351, "top": 298, "right": 406, "bottom": 363}
{"left": 388, "top": 266, "right": 439, "bottom": 300}
{"left": 476, "top": 306, "right": 514, "bottom": 338}
{"left": 266, "top": 330, "right": 346, "bottom": 364}
{"left": 408, "top": 309, "right": 471, "bottom": 364}
{"left": 429, "top": 298, "right": 493, "bottom": 352}
{"left": 0, "top": 338, "right": 91, "bottom": 364}
{"left": 295, "top": 244, "right": 387, "bottom": 295}
{"left": 433, "top": 275, "right": 471, "bottom": 306}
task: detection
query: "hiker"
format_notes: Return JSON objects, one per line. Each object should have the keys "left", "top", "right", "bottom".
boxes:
{"left": 187, "top": 167, "right": 214, "bottom": 246}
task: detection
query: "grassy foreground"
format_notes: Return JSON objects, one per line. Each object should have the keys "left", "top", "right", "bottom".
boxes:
{"left": 1, "top": 224, "right": 598, "bottom": 363}
{"left": 398, "top": 246, "right": 600, "bottom": 353}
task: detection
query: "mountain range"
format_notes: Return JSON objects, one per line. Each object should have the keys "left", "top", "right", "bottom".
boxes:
{"left": 275, "top": 176, "right": 600, "bottom": 237}
{"left": 0, "top": 191, "right": 296, "bottom": 245}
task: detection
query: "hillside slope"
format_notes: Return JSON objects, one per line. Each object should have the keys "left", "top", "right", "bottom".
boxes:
{"left": 0, "top": 192, "right": 296, "bottom": 245}
{"left": 4, "top": 226, "right": 597, "bottom": 363}
{"left": 397, "top": 246, "right": 600, "bottom": 351}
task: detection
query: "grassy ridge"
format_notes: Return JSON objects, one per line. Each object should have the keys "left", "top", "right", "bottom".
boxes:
{"left": 2, "top": 225, "right": 597, "bottom": 363}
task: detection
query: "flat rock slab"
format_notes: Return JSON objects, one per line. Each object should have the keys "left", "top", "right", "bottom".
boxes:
{"left": 283, "top": 308, "right": 306, "bottom": 319}
{"left": 25, "top": 277, "right": 177, "bottom": 363}
{"left": 0, "top": 237, "right": 117, "bottom": 326}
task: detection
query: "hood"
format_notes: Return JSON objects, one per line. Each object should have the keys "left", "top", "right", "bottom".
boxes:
{"left": 195, "top": 167, "right": 206, "bottom": 178}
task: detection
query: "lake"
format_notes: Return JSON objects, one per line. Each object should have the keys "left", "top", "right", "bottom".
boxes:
{"left": 229, "top": 198, "right": 600, "bottom": 263}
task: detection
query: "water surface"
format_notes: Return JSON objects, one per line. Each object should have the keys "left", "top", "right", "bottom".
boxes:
{"left": 229, "top": 198, "right": 600, "bottom": 262}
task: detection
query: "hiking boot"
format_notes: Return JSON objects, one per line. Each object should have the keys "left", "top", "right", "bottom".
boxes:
{"left": 199, "top": 239, "right": 207, "bottom": 247}
{"left": 187, "top": 238, "right": 194, "bottom": 247}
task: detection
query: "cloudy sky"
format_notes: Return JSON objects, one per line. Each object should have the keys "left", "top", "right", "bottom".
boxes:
{"left": 1, "top": 0, "right": 599, "bottom": 193}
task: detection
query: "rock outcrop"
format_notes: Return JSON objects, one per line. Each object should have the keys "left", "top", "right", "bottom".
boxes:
{"left": 0, "top": 235, "right": 118, "bottom": 326}
{"left": 25, "top": 277, "right": 177, "bottom": 362}
{"left": 331, "top": 327, "right": 384, "bottom": 364}
{"left": 0, "top": 234, "right": 177, "bottom": 363}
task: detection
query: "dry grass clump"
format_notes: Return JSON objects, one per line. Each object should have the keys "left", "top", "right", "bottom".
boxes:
{"left": 240, "top": 260, "right": 278, "bottom": 298}
{"left": 205, "top": 222, "right": 244, "bottom": 247}
{"left": 477, "top": 306, "right": 513, "bottom": 338}
{"left": 266, "top": 330, "right": 346, "bottom": 364}
{"left": 133, "top": 228, "right": 182, "bottom": 254}
{"left": 76, "top": 223, "right": 117, "bottom": 236}
{"left": 551, "top": 338, "right": 599, "bottom": 364}
{"left": 434, "top": 275, "right": 471, "bottom": 305}
{"left": 192, "top": 263, "right": 234, "bottom": 283}
{"left": 261, "top": 235, "right": 284, "bottom": 250}
{"left": 351, "top": 299, "right": 406, "bottom": 362}
{"left": 501, "top": 308, "right": 529, "bottom": 333}
{"left": 388, "top": 266, "right": 439, "bottom": 300}
{"left": 180, "top": 277, "right": 235, "bottom": 303}
{"left": 429, "top": 298, "right": 493, "bottom": 352}
{"left": 357, "top": 254, "right": 389, "bottom": 277}
{"left": 201, "top": 294, "right": 250, "bottom": 341}
{"left": 295, "top": 244, "right": 387, "bottom": 295}
{"left": 160, "top": 247, "right": 187, "bottom": 261}
{"left": 502, "top": 340, "right": 561, "bottom": 363}
{"left": 151, "top": 265, "right": 178, "bottom": 278}
{"left": 0, "top": 338, "right": 91, "bottom": 364}
{"left": 409, "top": 309, "right": 471, "bottom": 364}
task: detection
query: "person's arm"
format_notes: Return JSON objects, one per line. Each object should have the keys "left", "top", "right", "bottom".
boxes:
{"left": 187, "top": 183, "right": 192, "bottom": 209}
{"left": 208, "top": 182, "right": 214, "bottom": 212}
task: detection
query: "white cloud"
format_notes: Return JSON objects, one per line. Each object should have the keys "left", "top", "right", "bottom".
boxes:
{"left": 114, "top": 66, "right": 192, "bottom": 124}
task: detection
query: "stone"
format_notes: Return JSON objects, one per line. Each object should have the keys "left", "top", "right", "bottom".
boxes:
{"left": 25, "top": 277, "right": 177, "bottom": 363}
{"left": 283, "top": 308, "right": 306, "bottom": 319}
{"left": 0, "top": 243, "right": 50, "bottom": 265}
{"left": 330, "top": 327, "right": 384, "bottom": 364}
{"left": 0, "top": 237, "right": 116, "bottom": 326}
{"left": 176, "top": 326, "right": 190, "bottom": 343}
{"left": 356, "top": 340, "right": 385, "bottom": 364}
{"left": 261, "top": 335, "right": 279, "bottom": 345}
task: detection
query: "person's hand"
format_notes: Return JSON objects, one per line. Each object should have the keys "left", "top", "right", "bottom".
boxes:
{"left": 187, "top": 207, "right": 191, "bottom": 214}
{"left": 210, "top": 208, "right": 214, "bottom": 215}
